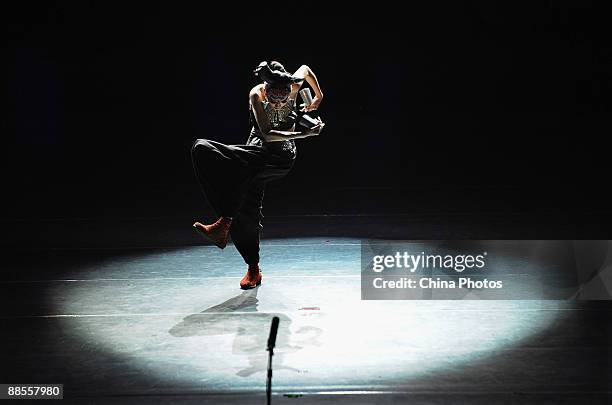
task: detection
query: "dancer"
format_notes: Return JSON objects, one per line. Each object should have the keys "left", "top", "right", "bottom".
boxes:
{"left": 192, "top": 61, "right": 325, "bottom": 289}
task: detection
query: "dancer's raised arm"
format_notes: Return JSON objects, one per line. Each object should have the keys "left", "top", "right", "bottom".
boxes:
{"left": 292, "top": 65, "right": 324, "bottom": 112}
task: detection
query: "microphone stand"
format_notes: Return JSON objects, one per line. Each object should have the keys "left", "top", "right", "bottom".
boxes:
{"left": 266, "top": 345, "right": 274, "bottom": 405}
{"left": 266, "top": 316, "right": 279, "bottom": 405}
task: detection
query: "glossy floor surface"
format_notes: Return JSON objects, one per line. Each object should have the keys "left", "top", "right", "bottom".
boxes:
{"left": 1, "top": 217, "right": 610, "bottom": 404}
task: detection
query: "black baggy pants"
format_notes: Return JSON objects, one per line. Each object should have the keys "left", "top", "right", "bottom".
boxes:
{"left": 191, "top": 139, "right": 294, "bottom": 265}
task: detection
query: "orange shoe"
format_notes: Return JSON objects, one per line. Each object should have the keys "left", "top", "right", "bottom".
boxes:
{"left": 240, "top": 265, "right": 262, "bottom": 289}
{"left": 192, "top": 217, "right": 232, "bottom": 249}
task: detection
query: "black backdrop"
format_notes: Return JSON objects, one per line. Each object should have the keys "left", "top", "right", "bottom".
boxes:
{"left": 4, "top": 2, "right": 610, "bottom": 221}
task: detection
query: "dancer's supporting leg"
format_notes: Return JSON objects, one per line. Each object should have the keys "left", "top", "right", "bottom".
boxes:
{"left": 231, "top": 180, "right": 265, "bottom": 289}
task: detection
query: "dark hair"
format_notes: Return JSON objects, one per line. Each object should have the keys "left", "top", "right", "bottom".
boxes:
{"left": 254, "top": 61, "right": 298, "bottom": 90}
{"left": 269, "top": 61, "right": 288, "bottom": 74}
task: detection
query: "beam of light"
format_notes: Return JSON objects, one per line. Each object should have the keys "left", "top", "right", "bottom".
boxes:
{"left": 57, "top": 238, "right": 565, "bottom": 392}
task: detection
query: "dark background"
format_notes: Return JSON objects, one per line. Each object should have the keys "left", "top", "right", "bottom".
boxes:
{"left": 3, "top": 2, "right": 611, "bottom": 228}
{"left": 2, "top": 6, "right": 611, "bottom": 403}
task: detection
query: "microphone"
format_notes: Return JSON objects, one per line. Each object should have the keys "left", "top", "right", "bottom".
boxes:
{"left": 299, "top": 88, "right": 313, "bottom": 106}
{"left": 267, "top": 316, "right": 279, "bottom": 351}
{"left": 298, "top": 88, "right": 320, "bottom": 129}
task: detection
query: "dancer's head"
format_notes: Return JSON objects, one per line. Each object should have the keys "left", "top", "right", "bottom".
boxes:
{"left": 265, "top": 84, "right": 291, "bottom": 108}
{"left": 254, "top": 60, "right": 295, "bottom": 108}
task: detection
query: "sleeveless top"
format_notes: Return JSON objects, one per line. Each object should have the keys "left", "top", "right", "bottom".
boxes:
{"left": 248, "top": 94, "right": 298, "bottom": 159}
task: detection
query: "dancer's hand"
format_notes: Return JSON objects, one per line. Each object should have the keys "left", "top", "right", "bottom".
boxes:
{"left": 300, "top": 97, "right": 322, "bottom": 112}
{"left": 306, "top": 117, "right": 325, "bottom": 136}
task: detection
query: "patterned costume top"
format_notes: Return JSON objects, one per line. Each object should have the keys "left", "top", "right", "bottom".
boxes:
{"left": 248, "top": 95, "right": 298, "bottom": 159}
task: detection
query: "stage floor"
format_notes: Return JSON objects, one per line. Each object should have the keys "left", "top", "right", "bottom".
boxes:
{"left": 1, "top": 232, "right": 611, "bottom": 404}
